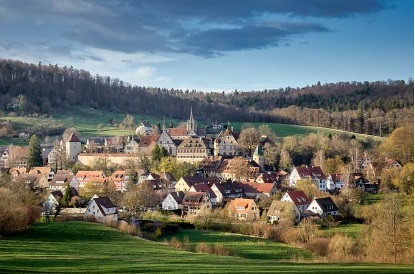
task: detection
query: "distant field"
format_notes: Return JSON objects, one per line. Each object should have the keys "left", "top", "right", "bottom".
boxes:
{"left": 0, "top": 221, "right": 412, "bottom": 273}
{"left": 0, "top": 107, "right": 382, "bottom": 146}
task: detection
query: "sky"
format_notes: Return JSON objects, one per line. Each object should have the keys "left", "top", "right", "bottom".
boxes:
{"left": 0, "top": 0, "right": 413, "bottom": 92}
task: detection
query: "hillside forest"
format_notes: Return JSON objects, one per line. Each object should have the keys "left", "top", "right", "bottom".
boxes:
{"left": 0, "top": 59, "right": 413, "bottom": 137}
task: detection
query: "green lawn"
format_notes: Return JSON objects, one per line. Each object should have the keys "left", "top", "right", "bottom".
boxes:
{"left": 321, "top": 223, "right": 366, "bottom": 238}
{"left": 0, "top": 222, "right": 412, "bottom": 273}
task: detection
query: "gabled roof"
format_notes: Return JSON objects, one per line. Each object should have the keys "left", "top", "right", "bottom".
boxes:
{"left": 246, "top": 182, "right": 275, "bottom": 195}
{"left": 49, "top": 174, "right": 73, "bottom": 186}
{"left": 139, "top": 135, "right": 159, "bottom": 148}
{"left": 141, "top": 121, "right": 152, "bottom": 128}
{"left": 296, "top": 166, "right": 326, "bottom": 180}
{"left": 313, "top": 197, "right": 338, "bottom": 212}
{"left": 183, "top": 192, "right": 207, "bottom": 205}
{"left": 284, "top": 190, "right": 310, "bottom": 206}
{"left": 51, "top": 190, "right": 63, "bottom": 200}
{"left": 178, "top": 137, "right": 208, "bottom": 149}
{"left": 190, "top": 184, "right": 217, "bottom": 199}
{"left": 180, "top": 175, "right": 209, "bottom": 186}
{"left": 167, "top": 127, "right": 187, "bottom": 137}
{"left": 239, "top": 182, "right": 261, "bottom": 195}
{"left": 256, "top": 173, "right": 277, "bottom": 183}
{"left": 213, "top": 180, "right": 243, "bottom": 196}
{"left": 67, "top": 133, "right": 81, "bottom": 143}
{"left": 29, "top": 166, "right": 53, "bottom": 175}
{"left": 267, "top": 200, "right": 296, "bottom": 217}
{"left": 199, "top": 156, "right": 223, "bottom": 171}
{"left": 169, "top": 191, "right": 185, "bottom": 204}
{"left": 228, "top": 198, "right": 257, "bottom": 213}
{"left": 160, "top": 172, "right": 176, "bottom": 181}
{"left": 76, "top": 171, "right": 105, "bottom": 179}
{"left": 92, "top": 196, "right": 116, "bottom": 216}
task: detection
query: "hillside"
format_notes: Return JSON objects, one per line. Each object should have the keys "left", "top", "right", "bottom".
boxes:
{"left": 0, "top": 59, "right": 413, "bottom": 136}
{"left": 0, "top": 221, "right": 412, "bottom": 273}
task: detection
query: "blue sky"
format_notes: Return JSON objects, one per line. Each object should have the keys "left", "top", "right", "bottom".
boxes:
{"left": 0, "top": 0, "right": 413, "bottom": 92}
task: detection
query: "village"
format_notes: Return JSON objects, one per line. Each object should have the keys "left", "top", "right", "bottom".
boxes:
{"left": 0, "top": 108, "right": 402, "bottom": 228}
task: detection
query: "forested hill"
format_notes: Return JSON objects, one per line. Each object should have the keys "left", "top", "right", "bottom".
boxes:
{"left": 0, "top": 59, "right": 413, "bottom": 136}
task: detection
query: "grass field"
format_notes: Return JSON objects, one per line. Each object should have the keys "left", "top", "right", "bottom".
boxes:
{"left": 0, "top": 221, "right": 412, "bottom": 273}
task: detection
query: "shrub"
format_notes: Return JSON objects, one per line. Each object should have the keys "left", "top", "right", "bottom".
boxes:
{"left": 306, "top": 237, "right": 330, "bottom": 257}
{"left": 195, "top": 243, "right": 212, "bottom": 254}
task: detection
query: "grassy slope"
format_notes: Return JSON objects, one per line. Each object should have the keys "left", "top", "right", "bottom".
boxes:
{"left": 0, "top": 222, "right": 412, "bottom": 273}
{"left": 0, "top": 107, "right": 380, "bottom": 146}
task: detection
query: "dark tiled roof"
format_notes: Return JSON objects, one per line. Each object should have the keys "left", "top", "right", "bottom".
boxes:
{"left": 314, "top": 197, "right": 339, "bottom": 212}
{"left": 67, "top": 133, "right": 81, "bottom": 143}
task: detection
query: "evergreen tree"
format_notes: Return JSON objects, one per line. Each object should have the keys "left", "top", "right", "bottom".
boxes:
{"left": 27, "top": 134, "right": 43, "bottom": 170}
{"left": 62, "top": 184, "right": 73, "bottom": 207}
{"left": 151, "top": 144, "right": 162, "bottom": 161}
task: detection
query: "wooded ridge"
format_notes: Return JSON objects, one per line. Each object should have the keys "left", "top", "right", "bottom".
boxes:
{"left": 0, "top": 59, "right": 413, "bottom": 136}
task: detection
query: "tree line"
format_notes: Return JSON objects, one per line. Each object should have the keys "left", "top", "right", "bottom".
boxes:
{"left": 0, "top": 59, "right": 412, "bottom": 136}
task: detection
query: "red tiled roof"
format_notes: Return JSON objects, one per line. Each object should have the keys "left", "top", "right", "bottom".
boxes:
{"left": 285, "top": 190, "right": 310, "bottom": 206}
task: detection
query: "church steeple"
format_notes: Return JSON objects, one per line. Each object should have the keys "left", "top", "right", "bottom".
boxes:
{"left": 186, "top": 107, "right": 197, "bottom": 136}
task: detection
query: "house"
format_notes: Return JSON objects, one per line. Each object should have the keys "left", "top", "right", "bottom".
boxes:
{"left": 28, "top": 166, "right": 55, "bottom": 181}
{"left": 104, "top": 137, "right": 125, "bottom": 153}
{"left": 6, "top": 146, "right": 28, "bottom": 168}
{"left": 175, "top": 175, "right": 209, "bottom": 193}
{"left": 326, "top": 173, "right": 346, "bottom": 191}
{"left": 181, "top": 191, "right": 212, "bottom": 215}
{"left": 161, "top": 191, "right": 185, "bottom": 210}
{"left": 255, "top": 173, "right": 279, "bottom": 184}
{"left": 76, "top": 170, "right": 107, "bottom": 188}
{"left": 138, "top": 134, "right": 159, "bottom": 154}
{"left": 188, "top": 184, "right": 217, "bottom": 206}
{"left": 307, "top": 197, "right": 339, "bottom": 218}
{"left": 43, "top": 191, "right": 63, "bottom": 214}
{"left": 198, "top": 156, "right": 223, "bottom": 177}
{"left": 281, "top": 190, "right": 311, "bottom": 213}
{"left": 267, "top": 200, "right": 299, "bottom": 224}
{"left": 49, "top": 173, "right": 79, "bottom": 192}
{"left": 211, "top": 180, "right": 243, "bottom": 204}
{"left": 9, "top": 167, "right": 27, "bottom": 177}
{"left": 84, "top": 195, "right": 118, "bottom": 223}
{"left": 124, "top": 136, "right": 140, "bottom": 155}
{"left": 22, "top": 173, "right": 49, "bottom": 189}
{"left": 289, "top": 166, "right": 327, "bottom": 192}
{"left": 110, "top": 169, "right": 135, "bottom": 192}
{"left": 239, "top": 182, "right": 263, "bottom": 199}
{"left": 85, "top": 138, "right": 105, "bottom": 153}
{"left": 176, "top": 137, "right": 211, "bottom": 164}
{"left": 245, "top": 182, "right": 278, "bottom": 197}
{"left": 159, "top": 172, "right": 177, "bottom": 192}
{"left": 213, "top": 123, "right": 240, "bottom": 157}
{"left": 228, "top": 198, "right": 260, "bottom": 221}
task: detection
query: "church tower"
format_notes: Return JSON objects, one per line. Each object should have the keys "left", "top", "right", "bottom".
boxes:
{"left": 186, "top": 107, "right": 197, "bottom": 136}
{"left": 253, "top": 144, "right": 264, "bottom": 172}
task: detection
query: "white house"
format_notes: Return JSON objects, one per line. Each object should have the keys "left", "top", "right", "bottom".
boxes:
{"left": 281, "top": 190, "right": 311, "bottom": 213}
{"left": 84, "top": 195, "right": 118, "bottom": 223}
{"left": 289, "top": 166, "right": 327, "bottom": 192}
{"left": 307, "top": 197, "right": 339, "bottom": 218}
{"left": 161, "top": 191, "right": 185, "bottom": 210}
{"left": 43, "top": 191, "right": 63, "bottom": 214}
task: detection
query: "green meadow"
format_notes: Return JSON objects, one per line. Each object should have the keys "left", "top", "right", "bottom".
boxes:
{"left": 0, "top": 107, "right": 380, "bottom": 146}
{"left": 0, "top": 221, "right": 412, "bottom": 273}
